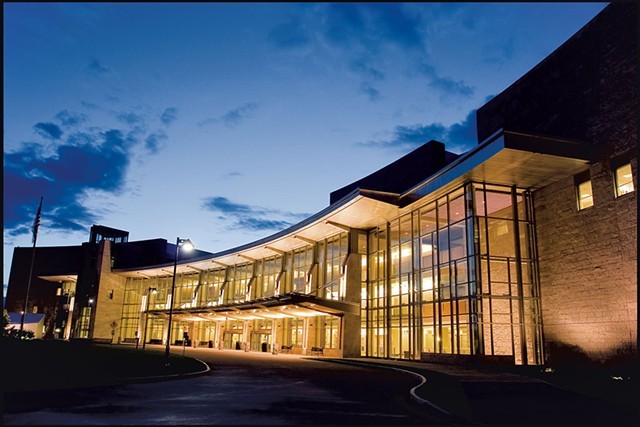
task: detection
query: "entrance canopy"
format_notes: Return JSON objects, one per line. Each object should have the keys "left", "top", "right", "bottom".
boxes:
{"left": 148, "top": 292, "right": 359, "bottom": 322}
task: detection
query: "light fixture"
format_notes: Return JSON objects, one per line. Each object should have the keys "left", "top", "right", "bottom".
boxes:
{"left": 165, "top": 237, "right": 194, "bottom": 366}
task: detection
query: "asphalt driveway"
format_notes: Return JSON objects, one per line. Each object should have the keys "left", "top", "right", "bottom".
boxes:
{"left": 4, "top": 346, "right": 454, "bottom": 425}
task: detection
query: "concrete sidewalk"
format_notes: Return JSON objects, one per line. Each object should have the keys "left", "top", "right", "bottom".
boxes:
{"left": 334, "top": 358, "right": 638, "bottom": 426}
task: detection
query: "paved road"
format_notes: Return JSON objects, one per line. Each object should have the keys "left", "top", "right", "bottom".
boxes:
{"left": 4, "top": 347, "right": 455, "bottom": 425}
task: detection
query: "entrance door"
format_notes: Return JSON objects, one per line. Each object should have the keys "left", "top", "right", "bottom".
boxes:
{"left": 224, "top": 332, "right": 243, "bottom": 350}
{"left": 251, "top": 332, "right": 271, "bottom": 351}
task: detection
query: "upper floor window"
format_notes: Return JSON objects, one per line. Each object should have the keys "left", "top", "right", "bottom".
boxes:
{"left": 575, "top": 171, "right": 593, "bottom": 210}
{"left": 614, "top": 163, "right": 634, "bottom": 197}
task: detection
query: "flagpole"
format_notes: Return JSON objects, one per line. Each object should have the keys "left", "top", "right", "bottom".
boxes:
{"left": 20, "top": 197, "right": 43, "bottom": 333}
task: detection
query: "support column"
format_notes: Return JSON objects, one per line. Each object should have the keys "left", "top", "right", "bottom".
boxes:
{"left": 163, "top": 318, "right": 170, "bottom": 346}
{"left": 341, "top": 230, "right": 364, "bottom": 358}
{"left": 271, "top": 319, "right": 278, "bottom": 354}
{"left": 215, "top": 322, "right": 222, "bottom": 349}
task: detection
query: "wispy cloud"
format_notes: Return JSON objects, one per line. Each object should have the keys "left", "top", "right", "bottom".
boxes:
{"left": 198, "top": 102, "right": 259, "bottom": 128}
{"left": 349, "top": 59, "right": 385, "bottom": 81}
{"left": 202, "top": 196, "right": 310, "bottom": 232}
{"left": 145, "top": 131, "right": 167, "bottom": 154}
{"left": 267, "top": 4, "right": 475, "bottom": 102}
{"left": 33, "top": 122, "right": 63, "bottom": 140}
{"left": 220, "top": 103, "right": 259, "bottom": 127}
{"left": 359, "top": 83, "right": 381, "bottom": 102}
{"left": 418, "top": 63, "right": 474, "bottom": 98}
{"left": 87, "top": 57, "right": 111, "bottom": 75}
{"left": 362, "top": 108, "right": 478, "bottom": 154}
{"left": 116, "top": 112, "right": 145, "bottom": 126}
{"left": 221, "top": 171, "right": 243, "bottom": 179}
{"left": 55, "top": 110, "right": 88, "bottom": 127}
{"left": 160, "top": 107, "right": 178, "bottom": 126}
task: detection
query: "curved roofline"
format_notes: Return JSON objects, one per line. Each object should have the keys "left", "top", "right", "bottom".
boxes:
{"left": 114, "top": 188, "right": 363, "bottom": 273}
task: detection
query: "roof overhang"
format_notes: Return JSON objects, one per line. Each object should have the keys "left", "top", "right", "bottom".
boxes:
{"left": 116, "top": 192, "right": 399, "bottom": 278}
{"left": 400, "top": 129, "right": 593, "bottom": 206}
{"left": 38, "top": 275, "right": 78, "bottom": 283}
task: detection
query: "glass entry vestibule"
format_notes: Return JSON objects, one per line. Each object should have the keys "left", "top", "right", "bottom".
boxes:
{"left": 362, "top": 182, "right": 543, "bottom": 365}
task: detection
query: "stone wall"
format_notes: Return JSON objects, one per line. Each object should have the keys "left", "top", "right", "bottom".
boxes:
{"left": 92, "top": 240, "right": 128, "bottom": 342}
{"left": 476, "top": 4, "right": 637, "bottom": 365}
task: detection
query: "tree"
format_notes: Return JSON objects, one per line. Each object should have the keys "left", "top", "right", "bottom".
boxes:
{"left": 2, "top": 309, "right": 10, "bottom": 329}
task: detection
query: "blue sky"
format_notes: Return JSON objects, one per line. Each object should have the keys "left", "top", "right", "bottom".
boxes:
{"left": 4, "top": 2, "right": 607, "bottom": 290}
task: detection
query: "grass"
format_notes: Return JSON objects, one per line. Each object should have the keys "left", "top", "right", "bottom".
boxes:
{"left": 3, "top": 338, "right": 207, "bottom": 393}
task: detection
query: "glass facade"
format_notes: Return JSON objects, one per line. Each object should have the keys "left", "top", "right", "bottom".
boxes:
{"left": 362, "top": 183, "right": 542, "bottom": 364}
{"left": 118, "top": 184, "right": 542, "bottom": 364}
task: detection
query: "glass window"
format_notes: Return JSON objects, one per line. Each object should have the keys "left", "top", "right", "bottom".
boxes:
{"left": 577, "top": 180, "right": 594, "bottom": 210}
{"left": 420, "top": 204, "right": 437, "bottom": 236}
{"left": 575, "top": 170, "right": 593, "bottom": 210}
{"left": 615, "top": 163, "right": 634, "bottom": 197}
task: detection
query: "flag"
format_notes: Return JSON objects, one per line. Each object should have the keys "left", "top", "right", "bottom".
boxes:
{"left": 32, "top": 197, "right": 43, "bottom": 245}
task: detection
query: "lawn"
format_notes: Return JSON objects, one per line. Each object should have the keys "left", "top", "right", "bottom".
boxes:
{"left": 3, "top": 338, "right": 207, "bottom": 393}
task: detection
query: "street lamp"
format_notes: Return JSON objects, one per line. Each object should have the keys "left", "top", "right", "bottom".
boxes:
{"left": 141, "top": 287, "right": 158, "bottom": 350}
{"left": 165, "top": 237, "right": 194, "bottom": 366}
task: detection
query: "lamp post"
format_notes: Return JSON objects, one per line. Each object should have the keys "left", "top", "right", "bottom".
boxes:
{"left": 141, "top": 287, "right": 157, "bottom": 350}
{"left": 165, "top": 237, "right": 194, "bottom": 366}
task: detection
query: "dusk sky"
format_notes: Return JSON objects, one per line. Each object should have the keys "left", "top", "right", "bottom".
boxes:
{"left": 4, "top": 2, "right": 607, "bottom": 289}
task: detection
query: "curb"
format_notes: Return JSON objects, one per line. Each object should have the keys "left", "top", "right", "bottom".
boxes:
{"left": 123, "top": 356, "right": 211, "bottom": 383}
{"left": 313, "top": 358, "right": 465, "bottom": 422}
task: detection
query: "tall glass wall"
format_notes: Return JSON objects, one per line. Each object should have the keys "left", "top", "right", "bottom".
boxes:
{"left": 362, "top": 182, "right": 542, "bottom": 364}
{"left": 474, "top": 183, "right": 542, "bottom": 365}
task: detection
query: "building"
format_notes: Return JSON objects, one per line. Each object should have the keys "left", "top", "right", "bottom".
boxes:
{"left": 6, "top": 4, "right": 636, "bottom": 366}
{"left": 5, "top": 225, "right": 213, "bottom": 341}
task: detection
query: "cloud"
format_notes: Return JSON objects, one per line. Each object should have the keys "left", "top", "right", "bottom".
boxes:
{"left": 362, "top": 108, "right": 478, "bottom": 154}
{"left": 360, "top": 83, "right": 381, "bottom": 101}
{"left": 144, "top": 131, "right": 167, "bottom": 154}
{"left": 221, "top": 103, "right": 259, "bottom": 127}
{"left": 87, "top": 58, "right": 111, "bottom": 75}
{"left": 116, "top": 112, "right": 145, "bottom": 126}
{"left": 4, "top": 130, "right": 128, "bottom": 234}
{"left": 349, "top": 59, "right": 384, "bottom": 81}
{"left": 202, "top": 196, "right": 310, "bottom": 232}
{"left": 33, "top": 122, "right": 63, "bottom": 140}
{"left": 419, "top": 63, "right": 474, "bottom": 98}
{"left": 199, "top": 103, "right": 259, "bottom": 128}
{"left": 4, "top": 107, "right": 169, "bottom": 239}
{"left": 55, "top": 110, "right": 88, "bottom": 127}
{"left": 322, "top": 3, "right": 423, "bottom": 51}
{"left": 221, "top": 171, "right": 243, "bottom": 179}
{"left": 160, "top": 107, "right": 178, "bottom": 126}
{"left": 267, "top": 4, "right": 480, "bottom": 101}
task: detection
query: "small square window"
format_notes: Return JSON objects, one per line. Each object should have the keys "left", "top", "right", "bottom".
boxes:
{"left": 614, "top": 163, "right": 634, "bottom": 197}
{"left": 575, "top": 171, "right": 593, "bottom": 211}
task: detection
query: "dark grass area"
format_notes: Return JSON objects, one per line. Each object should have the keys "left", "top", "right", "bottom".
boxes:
{"left": 2, "top": 339, "right": 207, "bottom": 393}
{"left": 493, "top": 362, "right": 638, "bottom": 410}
